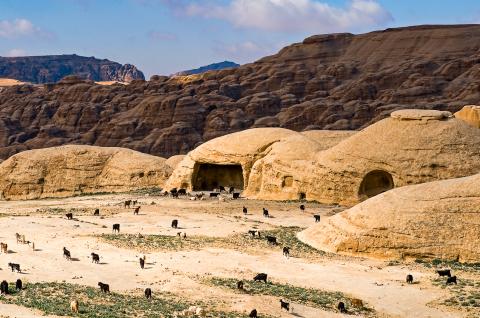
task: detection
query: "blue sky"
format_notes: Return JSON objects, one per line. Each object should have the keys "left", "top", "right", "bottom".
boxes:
{"left": 1, "top": 0, "right": 479, "bottom": 77}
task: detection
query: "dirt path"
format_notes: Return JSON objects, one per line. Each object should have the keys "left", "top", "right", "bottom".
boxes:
{"left": 0, "top": 195, "right": 465, "bottom": 317}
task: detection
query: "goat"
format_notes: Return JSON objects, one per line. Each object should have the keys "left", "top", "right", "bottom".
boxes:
{"left": 280, "top": 299, "right": 290, "bottom": 311}
{"left": 8, "top": 262, "right": 20, "bottom": 272}
{"left": 91, "top": 252, "right": 100, "bottom": 264}
{"left": 243, "top": 206, "right": 248, "bottom": 215}
{"left": 98, "top": 282, "right": 110, "bottom": 293}
{"left": 134, "top": 206, "right": 140, "bottom": 215}
{"left": 209, "top": 192, "right": 220, "bottom": 198}
{"left": 248, "top": 230, "right": 257, "bottom": 237}
{"left": 124, "top": 200, "right": 132, "bottom": 208}
{"left": 436, "top": 269, "right": 451, "bottom": 277}
{"left": 16, "top": 279, "right": 22, "bottom": 291}
{"left": 219, "top": 186, "right": 226, "bottom": 192}
{"left": 249, "top": 309, "right": 258, "bottom": 318}
{"left": 263, "top": 208, "right": 269, "bottom": 218}
{"left": 283, "top": 246, "right": 290, "bottom": 258}
{"left": 145, "top": 287, "right": 152, "bottom": 299}
{"left": 65, "top": 213, "right": 73, "bottom": 220}
{"left": 266, "top": 236, "right": 277, "bottom": 245}
{"left": 183, "top": 232, "right": 187, "bottom": 239}
{"left": 233, "top": 192, "right": 240, "bottom": 199}
{"left": 338, "top": 301, "right": 347, "bottom": 313}
{"left": 314, "top": 215, "right": 321, "bottom": 222}
{"left": 94, "top": 208, "right": 100, "bottom": 216}
{"left": 300, "top": 204, "right": 305, "bottom": 211}
{"left": 253, "top": 273, "right": 268, "bottom": 283}
{"left": 171, "top": 219, "right": 178, "bottom": 229}
{"left": 237, "top": 280, "right": 244, "bottom": 290}
{"left": 178, "top": 188, "right": 187, "bottom": 195}
{"left": 195, "top": 193, "right": 204, "bottom": 200}
{"left": 70, "top": 300, "right": 79, "bottom": 313}
{"left": 406, "top": 274, "right": 413, "bottom": 284}
{"left": 140, "top": 257, "right": 145, "bottom": 269}
{"left": 132, "top": 200, "right": 138, "bottom": 206}
{"left": 229, "top": 187, "right": 235, "bottom": 194}
{"left": 112, "top": 223, "right": 120, "bottom": 233}
{"left": 446, "top": 276, "right": 457, "bottom": 285}
{"left": 15, "top": 233, "right": 21, "bottom": 244}
{"left": 0, "top": 280, "right": 8, "bottom": 294}
{"left": 351, "top": 298, "right": 363, "bottom": 308}
{"left": 63, "top": 247, "right": 71, "bottom": 260}
{"left": 0, "top": 242, "right": 7, "bottom": 253}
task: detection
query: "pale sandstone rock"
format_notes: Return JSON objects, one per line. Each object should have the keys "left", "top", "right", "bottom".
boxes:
{"left": 454, "top": 105, "right": 480, "bottom": 128}
{"left": 298, "top": 173, "right": 480, "bottom": 262}
{"left": 0, "top": 145, "right": 171, "bottom": 200}
{"left": 165, "top": 155, "right": 186, "bottom": 170}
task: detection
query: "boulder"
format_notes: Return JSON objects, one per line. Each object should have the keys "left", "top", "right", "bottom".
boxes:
{"left": 454, "top": 105, "right": 480, "bottom": 128}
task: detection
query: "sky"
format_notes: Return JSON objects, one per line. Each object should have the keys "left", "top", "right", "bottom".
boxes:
{"left": 1, "top": 0, "right": 480, "bottom": 77}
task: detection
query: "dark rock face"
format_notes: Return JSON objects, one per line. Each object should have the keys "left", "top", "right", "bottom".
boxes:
{"left": 174, "top": 61, "right": 240, "bottom": 76}
{"left": 0, "top": 54, "right": 145, "bottom": 83}
{"left": 0, "top": 25, "right": 480, "bottom": 159}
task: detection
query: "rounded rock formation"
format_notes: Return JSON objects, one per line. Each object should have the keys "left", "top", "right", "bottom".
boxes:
{"left": 454, "top": 105, "right": 480, "bottom": 128}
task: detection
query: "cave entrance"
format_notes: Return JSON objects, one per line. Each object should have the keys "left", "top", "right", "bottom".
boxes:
{"left": 359, "top": 170, "right": 394, "bottom": 199}
{"left": 192, "top": 163, "right": 244, "bottom": 191}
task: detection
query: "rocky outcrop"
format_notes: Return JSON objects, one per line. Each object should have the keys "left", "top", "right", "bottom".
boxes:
{"left": 0, "top": 54, "right": 144, "bottom": 83}
{"left": 0, "top": 145, "right": 171, "bottom": 200}
{"left": 299, "top": 173, "right": 480, "bottom": 262}
{"left": 1, "top": 25, "right": 480, "bottom": 159}
{"left": 455, "top": 105, "right": 480, "bottom": 128}
{"left": 174, "top": 61, "right": 239, "bottom": 76}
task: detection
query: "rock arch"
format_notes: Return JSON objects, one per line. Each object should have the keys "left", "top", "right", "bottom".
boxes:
{"left": 359, "top": 170, "right": 394, "bottom": 199}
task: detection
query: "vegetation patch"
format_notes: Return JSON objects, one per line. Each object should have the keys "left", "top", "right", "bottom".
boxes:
{"left": 432, "top": 277, "right": 480, "bottom": 316}
{"left": 416, "top": 258, "right": 480, "bottom": 273}
{"left": 0, "top": 282, "right": 258, "bottom": 318}
{"left": 99, "top": 227, "right": 325, "bottom": 259}
{"left": 204, "top": 277, "right": 374, "bottom": 316}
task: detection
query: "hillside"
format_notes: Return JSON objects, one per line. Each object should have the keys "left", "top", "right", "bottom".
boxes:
{"left": 0, "top": 54, "right": 145, "bottom": 83}
{"left": 174, "top": 61, "right": 240, "bottom": 76}
{"left": 0, "top": 25, "right": 479, "bottom": 159}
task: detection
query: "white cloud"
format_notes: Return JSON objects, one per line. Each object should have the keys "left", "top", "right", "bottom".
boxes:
{"left": 0, "top": 19, "right": 38, "bottom": 38}
{"left": 5, "top": 48, "right": 27, "bottom": 57}
{"left": 184, "top": 0, "right": 393, "bottom": 33}
{"left": 213, "top": 40, "right": 280, "bottom": 63}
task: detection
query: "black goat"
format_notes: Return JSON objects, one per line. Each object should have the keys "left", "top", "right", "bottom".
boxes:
{"left": 314, "top": 215, "right": 321, "bottom": 222}
{"left": 249, "top": 309, "right": 257, "bottom": 318}
{"left": 16, "top": 279, "right": 22, "bottom": 290}
{"left": 63, "top": 247, "right": 71, "bottom": 260}
{"left": 65, "top": 213, "right": 73, "bottom": 220}
{"left": 266, "top": 236, "right": 277, "bottom": 245}
{"left": 253, "top": 273, "right": 268, "bottom": 283}
{"left": 243, "top": 206, "right": 248, "bottom": 215}
{"left": 263, "top": 208, "right": 269, "bottom": 218}
{"left": 0, "top": 280, "right": 8, "bottom": 294}
{"left": 94, "top": 208, "right": 100, "bottom": 216}
{"left": 112, "top": 224, "right": 120, "bottom": 233}
{"left": 437, "top": 269, "right": 451, "bottom": 277}
{"left": 280, "top": 299, "right": 290, "bottom": 311}
{"left": 338, "top": 301, "right": 347, "bottom": 313}
{"left": 446, "top": 276, "right": 457, "bottom": 285}
{"left": 8, "top": 262, "right": 20, "bottom": 272}
{"left": 283, "top": 246, "right": 290, "bottom": 258}
{"left": 171, "top": 219, "right": 178, "bottom": 229}
{"left": 406, "top": 274, "right": 413, "bottom": 284}
{"left": 145, "top": 287, "right": 152, "bottom": 299}
{"left": 98, "top": 282, "right": 110, "bottom": 293}
{"left": 91, "top": 252, "right": 100, "bottom": 264}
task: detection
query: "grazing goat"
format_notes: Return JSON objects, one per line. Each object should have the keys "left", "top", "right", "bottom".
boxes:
{"left": 8, "top": 262, "right": 20, "bottom": 272}
{"left": 243, "top": 206, "right": 248, "bottom": 215}
{"left": 300, "top": 204, "right": 305, "bottom": 211}
{"left": 91, "top": 252, "right": 100, "bottom": 264}
{"left": 195, "top": 193, "right": 204, "bottom": 200}
{"left": 263, "top": 208, "right": 269, "bottom": 218}
{"left": 338, "top": 301, "right": 347, "bottom": 313}
{"left": 140, "top": 257, "right": 145, "bottom": 269}
{"left": 178, "top": 188, "right": 187, "bottom": 195}
{"left": 70, "top": 300, "right": 79, "bottom": 313}
{"left": 66, "top": 213, "right": 73, "bottom": 220}
{"left": 15, "top": 233, "right": 22, "bottom": 244}
{"left": 266, "top": 236, "right": 277, "bottom": 245}
{"left": 248, "top": 230, "right": 257, "bottom": 237}
{"left": 0, "top": 280, "right": 8, "bottom": 294}
{"left": 249, "top": 309, "right": 258, "bottom": 318}
{"left": 253, "top": 273, "right": 268, "bottom": 283}
{"left": 132, "top": 200, "right": 138, "bottom": 206}
{"left": 94, "top": 208, "right": 100, "bottom": 216}
{"left": 134, "top": 206, "right": 140, "bottom": 215}
{"left": 16, "top": 279, "right": 22, "bottom": 290}
{"left": 406, "top": 274, "right": 413, "bottom": 284}
{"left": 219, "top": 186, "right": 226, "bottom": 192}
{"left": 237, "top": 280, "right": 244, "bottom": 290}
{"left": 351, "top": 298, "right": 363, "bottom": 308}
{"left": 63, "top": 247, "right": 71, "bottom": 260}
{"left": 0, "top": 242, "right": 7, "bottom": 253}
{"left": 112, "top": 223, "right": 120, "bottom": 233}
{"left": 314, "top": 215, "right": 321, "bottom": 222}
{"left": 283, "top": 246, "right": 290, "bottom": 258}
{"left": 145, "top": 287, "right": 152, "bottom": 299}
{"left": 124, "top": 200, "right": 132, "bottom": 208}
{"left": 437, "top": 269, "right": 451, "bottom": 277}
{"left": 233, "top": 192, "right": 240, "bottom": 199}
{"left": 209, "top": 192, "right": 220, "bottom": 198}
{"left": 171, "top": 219, "right": 178, "bottom": 229}
{"left": 229, "top": 187, "right": 234, "bottom": 194}
{"left": 446, "top": 276, "right": 457, "bottom": 285}
{"left": 98, "top": 282, "right": 110, "bottom": 293}
{"left": 280, "top": 299, "right": 290, "bottom": 311}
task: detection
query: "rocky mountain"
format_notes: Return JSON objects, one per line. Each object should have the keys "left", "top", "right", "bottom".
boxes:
{"left": 0, "top": 24, "right": 479, "bottom": 160}
{"left": 174, "top": 61, "right": 240, "bottom": 76}
{"left": 0, "top": 54, "right": 145, "bottom": 83}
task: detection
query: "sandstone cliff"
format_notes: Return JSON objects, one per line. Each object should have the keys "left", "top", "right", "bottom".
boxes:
{"left": 0, "top": 54, "right": 145, "bottom": 83}
{"left": 1, "top": 25, "right": 480, "bottom": 159}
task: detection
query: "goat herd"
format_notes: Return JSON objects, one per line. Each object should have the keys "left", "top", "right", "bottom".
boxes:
{"left": 0, "top": 188, "right": 463, "bottom": 317}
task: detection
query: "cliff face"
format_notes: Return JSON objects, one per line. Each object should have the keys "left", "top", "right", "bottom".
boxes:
{"left": 0, "top": 25, "right": 479, "bottom": 159}
{"left": 0, "top": 54, "right": 145, "bottom": 83}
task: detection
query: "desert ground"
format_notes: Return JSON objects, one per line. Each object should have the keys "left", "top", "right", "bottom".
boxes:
{"left": 0, "top": 193, "right": 477, "bottom": 318}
